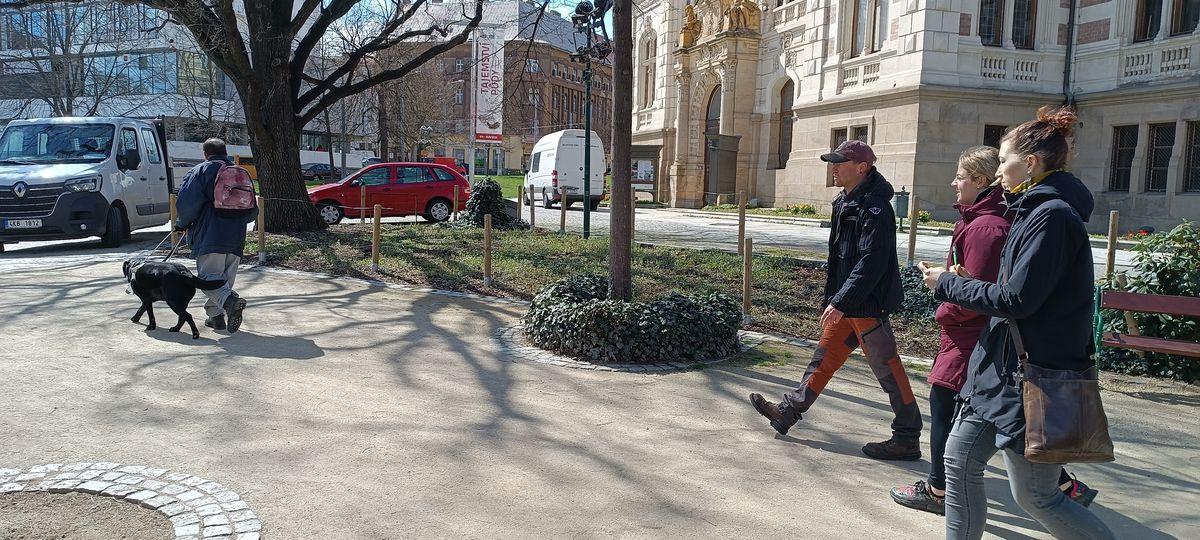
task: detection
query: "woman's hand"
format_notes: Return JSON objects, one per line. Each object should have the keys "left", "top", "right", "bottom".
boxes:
{"left": 917, "top": 261, "right": 946, "bottom": 291}
{"left": 950, "top": 264, "right": 973, "bottom": 279}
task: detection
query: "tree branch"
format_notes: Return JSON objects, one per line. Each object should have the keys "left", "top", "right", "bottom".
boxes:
{"left": 289, "top": 0, "right": 359, "bottom": 97}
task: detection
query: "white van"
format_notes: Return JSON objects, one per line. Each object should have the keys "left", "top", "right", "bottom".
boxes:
{"left": 524, "top": 129, "right": 606, "bottom": 210}
{"left": 0, "top": 117, "right": 172, "bottom": 251}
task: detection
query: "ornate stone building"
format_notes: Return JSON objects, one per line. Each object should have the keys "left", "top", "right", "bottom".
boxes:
{"left": 632, "top": 0, "right": 1200, "bottom": 231}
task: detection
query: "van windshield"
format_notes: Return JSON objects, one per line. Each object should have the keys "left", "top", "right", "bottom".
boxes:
{"left": 0, "top": 123, "right": 116, "bottom": 164}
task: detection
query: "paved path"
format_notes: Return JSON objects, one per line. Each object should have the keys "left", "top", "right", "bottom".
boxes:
{"left": 0, "top": 247, "right": 1193, "bottom": 538}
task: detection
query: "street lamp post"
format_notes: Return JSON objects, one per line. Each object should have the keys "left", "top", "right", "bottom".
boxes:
{"left": 571, "top": 0, "right": 611, "bottom": 240}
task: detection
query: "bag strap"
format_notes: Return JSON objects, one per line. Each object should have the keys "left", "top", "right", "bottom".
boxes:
{"left": 999, "top": 263, "right": 1030, "bottom": 384}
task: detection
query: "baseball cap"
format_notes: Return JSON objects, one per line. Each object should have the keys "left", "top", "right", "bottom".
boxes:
{"left": 821, "top": 140, "right": 877, "bottom": 164}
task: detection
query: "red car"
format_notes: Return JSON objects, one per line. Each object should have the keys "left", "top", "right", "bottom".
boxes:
{"left": 308, "top": 162, "right": 470, "bottom": 224}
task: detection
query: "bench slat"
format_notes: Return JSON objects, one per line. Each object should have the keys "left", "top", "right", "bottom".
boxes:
{"left": 1100, "top": 291, "right": 1200, "bottom": 319}
{"left": 1102, "top": 332, "right": 1200, "bottom": 359}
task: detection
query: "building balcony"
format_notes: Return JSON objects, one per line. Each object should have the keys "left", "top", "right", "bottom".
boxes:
{"left": 1120, "top": 39, "right": 1196, "bottom": 84}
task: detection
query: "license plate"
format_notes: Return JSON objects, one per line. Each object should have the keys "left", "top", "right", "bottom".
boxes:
{"left": 3, "top": 219, "right": 41, "bottom": 229}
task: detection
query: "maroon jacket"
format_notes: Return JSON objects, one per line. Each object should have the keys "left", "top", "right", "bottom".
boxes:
{"left": 929, "top": 186, "right": 1012, "bottom": 391}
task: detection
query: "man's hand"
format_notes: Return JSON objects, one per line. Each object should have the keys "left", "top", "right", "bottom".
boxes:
{"left": 820, "top": 304, "right": 844, "bottom": 330}
{"left": 950, "top": 264, "right": 973, "bottom": 279}
{"left": 173, "top": 223, "right": 187, "bottom": 233}
{"left": 917, "top": 261, "right": 946, "bottom": 291}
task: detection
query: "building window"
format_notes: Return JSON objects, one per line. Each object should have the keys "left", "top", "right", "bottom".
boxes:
{"left": 640, "top": 36, "right": 657, "bottom": 109}
{"left": 777, "top": 80, "right": 794, "bottom": 169}
{"left": 979, "top": 0, "right": 1005, "bottom": 46}
{"left": 526, "top": 59, "right": 541, "bottom": 73}
{"left": 1185, "top": 122, "right": 1200, "bottom": 192}
{"left": 1109, "top": 126, "right": 1138, "bottom": 192}
{"left": 1135, "top": 0, "right": 1164, "bottom": 41}
{"left": 852, "top": 125, "right": 869, "bottom": 142}
{"left": 1012, "top": 0, "right": 1037, "bottom": 49}
{"left": 832, "top": 127, "right": 849, "bottom": 148}
{"left": 984, "top": 125, "right": 1007, "bottom": 148}
{"left": 1172, "top": 0, "right": 1200, "bottom": 34}
{"left": 850, "top": 0, "right": 889, "bottom": 57}
{"left": 455, "top": 58, "right": 466, "bottom": 72}
{"left": 454, "top": 87, "right": 464, "bottom": 105}
{"left": 1145, "top": 123, "right": 1175, "bottom": 192}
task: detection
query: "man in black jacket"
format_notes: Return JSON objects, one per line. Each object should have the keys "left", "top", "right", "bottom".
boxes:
{"left": 749, "top": 140, "right": 922, "bottom": 460}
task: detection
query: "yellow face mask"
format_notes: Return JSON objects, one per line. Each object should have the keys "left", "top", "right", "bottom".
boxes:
{"left": 1008, "top": 168, "right": 1063, "bottom": 195}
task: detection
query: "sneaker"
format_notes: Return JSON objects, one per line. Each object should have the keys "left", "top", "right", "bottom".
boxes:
{"left": 748, "top": 393, "right": 798, "bottom": 436}
{"left": 891, "top": 480, "right": 945, "bottom": 515}
{"left": 862, "top": 438, "right": 922, "bottom": 461}
{"left": 1063, "top": 478, "right": 1098, "bottom": 507}
{"left": 222, "top": 294, "right": 247, "bottom": 334}
{"left": 204, "top": 314, "right": 226, "bottom": 330}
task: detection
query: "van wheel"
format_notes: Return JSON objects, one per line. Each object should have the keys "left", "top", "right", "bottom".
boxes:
{"left": 317, "top": 201, "right": 344, "bottom": 225}
{"left": 542, "top": 188, "right": 554, "bottom": 209}
{"left": 589, "top": 199, "right": 601, "bottom": 211}
{"left": 99, "top": 205, "right": 125, "bottom": 247}
{"left": 424, "top": 198, "right": 452, "bottom": 222}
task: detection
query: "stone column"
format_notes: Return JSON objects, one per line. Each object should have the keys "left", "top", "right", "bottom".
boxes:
{"left": 672, "top": 67, "right": 692, "bottom": 206}
{"left": 719, "top": 60, "right": 736, "bottom": 135}
{"left": 1003, "top": 0, "right": 1017, "bottom": 49}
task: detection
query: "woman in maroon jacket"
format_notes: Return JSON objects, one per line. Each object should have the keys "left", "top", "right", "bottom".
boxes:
{"left": 889, "top": 146, "right": 1096, "bottom": 514}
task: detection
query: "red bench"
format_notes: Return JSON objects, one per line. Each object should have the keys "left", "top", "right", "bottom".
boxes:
{"left": 1100, "top": 291, "right": 1200, "bottom": 358}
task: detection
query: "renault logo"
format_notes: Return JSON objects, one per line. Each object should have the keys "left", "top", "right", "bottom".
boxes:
{"left": 12, "top": 181, "right": 27, "bottom": 199}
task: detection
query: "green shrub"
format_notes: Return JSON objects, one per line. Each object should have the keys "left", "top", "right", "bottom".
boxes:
{"left": 703, "top": 204, "right": 737, "bottom": 211}
{"left": 524, "top": 275, "right": 743, "bottom": 364}
{"left": 898, "top": 265, "right": 939, "bottom": 320}
{"left": 1098, "top": 221, "right": 1200, "bottom": 382}
{"left": 917, "top": 210, "right": 932, "bottom": 224}
{"left": 453, "top": 178, "right": 528, "bottom": 230}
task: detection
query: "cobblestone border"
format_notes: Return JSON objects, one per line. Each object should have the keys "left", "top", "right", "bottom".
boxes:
{"left": 0, "top": 463, "right": 262, "bottom": 540}
{"left": 495, "top": 323, "right": 769, "bottom": 372}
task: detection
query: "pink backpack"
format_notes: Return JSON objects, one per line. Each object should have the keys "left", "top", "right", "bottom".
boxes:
{"left": 213, "top": 163, "right": 257, "bottom": 215}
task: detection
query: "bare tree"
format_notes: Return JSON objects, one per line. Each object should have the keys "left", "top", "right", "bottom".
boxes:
{"left": 0, "top": 2, "right": 169, "bottom": 117}
{"left": 610, "top": 0, "right": 633, "bottom": 300}
{"left": 379, "top": 59, "right": 454, "bottom": 161}
{"left": 1, "top": 0, "right": 484, "bottom": 232}
{"left": 173, "top": 49, "right": 243, "bottom": 142}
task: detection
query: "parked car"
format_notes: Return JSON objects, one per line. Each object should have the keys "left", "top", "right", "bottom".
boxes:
{"left": 0, "top": 116, "right": 172, "bottom": 251}
{"left": 524, "top": 129, "right": 606, "bottom": 210}
{"left": 307, "top": 162, "right": 470, "bottom": 224}
{"left": 421, "top": 156, "right": 468, "bottom": 175}
{"left": 301, "top": 162, "right": 343, "bottom": 182}
{"left": 361, "top": 156, "right": 382, "bottom": 167}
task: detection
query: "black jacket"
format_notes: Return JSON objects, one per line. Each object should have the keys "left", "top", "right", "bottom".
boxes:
{"left": 934, "top": 171, "right": 1096, "bottom": 449}
{"left": 824, "top": 168, "right": 903, "bottom": 318}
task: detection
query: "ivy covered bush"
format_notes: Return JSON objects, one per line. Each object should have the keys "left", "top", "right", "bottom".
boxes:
{"left": 448, "top": 178, "right": 528, "bottom": 230}
{"left": 898, "top": 265, "right": 939, "bottom": 319}
{"left": 1098, "top": 221, "right": 1200, "bottom": 382}
{"left": 524, "top": 275, "right": 743, "bottom": 364}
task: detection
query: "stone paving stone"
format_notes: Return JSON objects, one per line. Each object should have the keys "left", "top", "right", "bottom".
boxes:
{"left": 53, "top": 472, "right": 80, "bottom": 480}
{"left": 220, "top": 501, "right": 249, "bottom": 512}
{"left": 159, "top": 502, "right": 189, "bottom": 516}
{"left": 171, "top": 513, "right": 202, "bottom": 526}
{"left": 75, "top": 470, "right": 103, "bottom": 480}
{"left": 1, "top": 483, "right": 25, "bottom": 493}
{"left": 30, "top": 464, "right": 62, "bottom": 473}
{"left": 198, "top": 482, "right": 224, "bottom": 493}
{"left": 188, "top": 496, "right": 218, "bottom": 508}
{"left": 165, "top": 473, "right": 191, "bottom": 482}
{"left": 77, "top": 481, "right": 114, "bottom": 494}
{"left": 124, "top": 489, "right": 159, "bottom": 502}
{"left": 102, "top": 484, "right": 141, "bottom": 497}
{"left": 232, "top": 520, "right": 262, "bottom": 533}
{"left": 174, "top": 524, "right": 201, "bottom": 537}
{"left": 116, "top": 475, "right": 146, "bottom": 485}
{"left": 195, "top": 504, "right": 223, "bottom": 516}
{"left": 234, "top": 533, "right": 260, "bottom": 540}
{"left": 116, "top": 465, "right": 147, "bottom": 474}
{"left": 140, "top": 479, "right": 169, "bottom": 491}
{"left": 48, "top": 480, "right": 83, "bottom": 493}
{"left": 14, "top": 473, "right": 44, "bottom": 481}
{"left": 28, "top": 480, "right": 58, "bottom": 491}
{"left": 142, "top": 468, "right": 168, "bottom": 478}
{"left": 161, "top": 484, "right": 189, "bottom": 495}
{"left": 90, "top": 462, "right": 119, "bottom": 470}
{"left": 202, "top": 524, "right": 234, "bottom": 536}
{"left": 100, "top": 471, "right": 124, "bottom": 482}
{"left": 141, "top": 495, "right": 176, "bottom": 509}
{"left": 203, "top": 515, "right": 230, "bottom": 527}
{"left": 213, "top": 491, "right": 240, "bottom": 503}
{"left": 0, "top": 468, "right": 21, "bottom": 476}
{"left": 177, "top": 490, "right": 204, "bottom": 502}
{"left": 181, "top": 476, "right": 206, "bottom": 487}
{"left": 226, "top": 510, "right": 256, "bottom": 522}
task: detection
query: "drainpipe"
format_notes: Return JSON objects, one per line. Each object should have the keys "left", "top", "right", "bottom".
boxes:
{"left": 1062, "top": 0, "right": 1078, "bottom": 105}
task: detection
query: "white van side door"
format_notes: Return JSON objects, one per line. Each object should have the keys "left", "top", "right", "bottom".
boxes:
{"left": 139, "top": 127, "right": 171, "bottom": 222}
{"left": 116, "top": 126, "right": 151, "bottom": 228}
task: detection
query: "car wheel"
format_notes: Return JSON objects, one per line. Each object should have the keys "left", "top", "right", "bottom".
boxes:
{"left": 99, "top": 205, "right": 125, "bottom": 247}
{"left": 424, "top": 198, "right": 452, "bottom": 222}
{"left": 317, "top": 201, "right": 344, "bottom": 225}
{"left": 542, "top": 188, "right": 554, "bottom": 209}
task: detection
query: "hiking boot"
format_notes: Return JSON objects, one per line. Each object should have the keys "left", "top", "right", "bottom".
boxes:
{"left": 749, "top": 393, "right": 798, "bottom": 436}
{"left": 223, "top": 294, "right": 247, "bottom": 334}
{"left": 1063, "top": 478, "right": 1098, "bottom": 507}
{"left": 204, "top": 314, "right": 226, "bottom": 330}
{"left": 862, "top": 438, "right": 922, "bottom": 461}
{"left": 891, "top": 480, "right": 945, "bottom": 515}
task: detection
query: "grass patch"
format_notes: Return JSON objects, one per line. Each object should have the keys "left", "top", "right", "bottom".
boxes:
{"left": 246, "top": 224, "right": 941, "bottom": 358}
{"left": 730, "top": 342, "right": 803, "bottom": 368}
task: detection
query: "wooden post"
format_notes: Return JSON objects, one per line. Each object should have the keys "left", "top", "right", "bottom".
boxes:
{"left": 528, "top": 185, "right": 536, "bottom": 228}
{"left": 483, "top": 214, "right": 493, "bottom": 286}
{"left": 1106, "top": 210, "right": 1119, "bottom": 281}
{"left": 1114, "top": 272, "right": 1144, "bottom": 357}
{"left": 371, "top": 204, "right": 382, "bottom": 272}
{"left": 742, "top": 237, "right": 753, "bottom": 325}
{"left": 256, "top": 196, "right": 266, "bottom": 264}
{"left": 169, "top": 193, "right": 179, "bottom": 247}
{"left": 559, "top": 187, "right": 567, "bottom": 234}
{"left": 907, "top": 197, "right": 919, "bottom": 266}
{"left": 359, "top": 182, "right": 366, "bottom": 225}
{"left": 453, "top": 184, "right": 460, "bottom": 221}
{"left": 737, "top": 190, "right": 746, "bottom": 256}
{"left": 518, "top": 185, "right": 525, "bottom": 217}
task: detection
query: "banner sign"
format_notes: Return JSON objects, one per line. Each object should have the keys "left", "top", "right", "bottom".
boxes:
{"left": 474, "top": 27, "right": 504, "bottom": 144}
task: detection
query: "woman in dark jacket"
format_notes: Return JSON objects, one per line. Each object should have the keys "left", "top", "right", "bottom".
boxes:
{"left": 892, "top": 147, "right": 1095, "bottom": 515}
{"left": 919, "top": 107, "right": 1115, "bottom": 539}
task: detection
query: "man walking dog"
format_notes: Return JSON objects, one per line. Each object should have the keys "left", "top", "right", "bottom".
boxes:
{"left": 174, "top": 138, "right": 257, "bottom": 333}
{"left": 749, "top": 140, "right": 923, "bottom": 460}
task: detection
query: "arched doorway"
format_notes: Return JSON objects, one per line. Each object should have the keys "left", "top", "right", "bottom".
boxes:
{"left": 704, "top": 86, "right": 721, "bottom": 204}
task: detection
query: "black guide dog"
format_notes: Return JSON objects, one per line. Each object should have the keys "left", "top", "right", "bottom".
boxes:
{"left": 123, "top": 260, "right": 226, "bottom": 339}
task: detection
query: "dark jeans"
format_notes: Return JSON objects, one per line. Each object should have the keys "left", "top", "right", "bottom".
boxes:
{"left": 780, "top": 316, "right": 922, "bottom": 442}
{"left": 943, "top": 407, "right": 1115, "bottom": 540}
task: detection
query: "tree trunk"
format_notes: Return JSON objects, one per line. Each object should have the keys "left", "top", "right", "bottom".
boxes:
{"left": 609, "top": 0, "right": 634, "bottom": 301}
{"left": 378, "top": 94, "right": 389, "bottom": 160}
{"left": 244, "top": 88, "right": 325, "bottom": 232}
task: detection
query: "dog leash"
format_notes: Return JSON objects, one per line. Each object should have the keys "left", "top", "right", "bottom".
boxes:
{"left": 124, "top": 231, "right": 187, "bottom": 294}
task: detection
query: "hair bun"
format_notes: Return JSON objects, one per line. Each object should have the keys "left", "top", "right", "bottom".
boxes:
{"left": 1036, "top": 105, "right": 1077, "bottom": 135}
